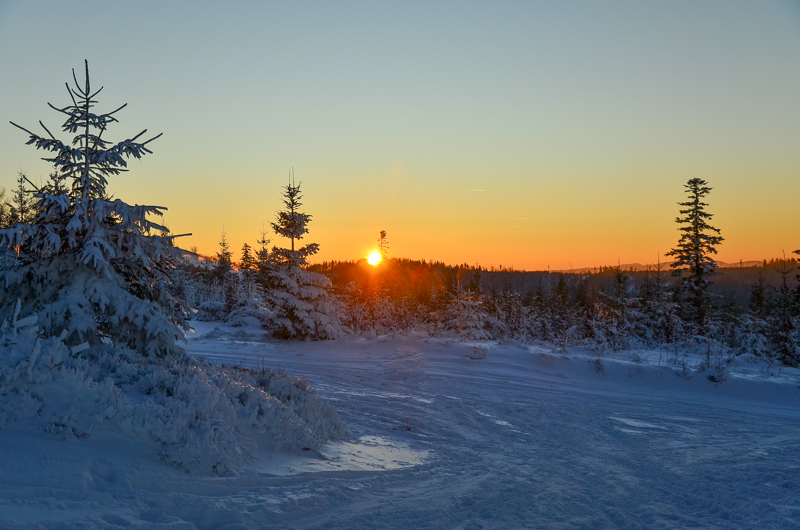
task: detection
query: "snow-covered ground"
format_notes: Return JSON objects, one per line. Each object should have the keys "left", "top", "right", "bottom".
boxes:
{"left": 1, "top": 322, "right": 799, "bottom": 529}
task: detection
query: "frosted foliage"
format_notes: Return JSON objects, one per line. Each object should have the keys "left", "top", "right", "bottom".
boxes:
{"left": 338, "top": 292, "right": 419, "bottom": 337}
{"left": 0, "top": 62, "right": 188, "bottom": 356}
{"left": 0, "top": 310, "right": 347, "bottom": 475}
{"left": 266, "top": 266, "right": 342, "bottom": 339}
{"left": 196, "top": 300, "right": 228, "bottom": 322}
{"left": 273, "top": 211, "right": 312, "bottom": 242}
{"left": 441, "top": 286, "right": 492, "bottom": 340}
{"left": 224, "top": 297, "right": 274, "bottom": 328}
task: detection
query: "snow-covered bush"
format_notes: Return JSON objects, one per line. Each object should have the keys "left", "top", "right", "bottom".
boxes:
{"left": 265, "top": 264, "right": 341, "bottom": 339}
{"left": 224, "top": 297, "right": 274, "bottom": 327}
{"left": 0, "top": 245, "right": 14, "bottom": 271}
{"left": 0, "top": 305, "right": 347, "bottom": 475}
{"left": 439, "top": 286, "right": 492, "bottom": 340}
{"left": 195, "top": 300, "right": 228, "bottom": 322}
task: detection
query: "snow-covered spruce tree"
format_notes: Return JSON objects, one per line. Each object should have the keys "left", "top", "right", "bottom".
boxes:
{"left": 240, "top": 242, "right": 255, "bottom": 277}
{"left": 0, "top": 61, "right": 189, "bottom": 356}
{"left": 440, "top": 281, "right": 492, "bottom": 340}
{"left": 259, "top": 175, "right": 340, "bottom": 339}
{"left": 216, "top": 229, "right": 240, "bottom": 314}
{"left": 665, "top": 178, "right": 724, "bottom": 329}
{"left": 215, "top": 229, "right": 233, "bottom": 280}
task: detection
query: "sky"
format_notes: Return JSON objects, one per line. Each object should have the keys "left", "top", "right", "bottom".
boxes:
{"left": 1, "top": 1, "right": 799, "bottom": 271}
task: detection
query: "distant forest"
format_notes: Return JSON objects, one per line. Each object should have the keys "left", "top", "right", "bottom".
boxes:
{"left": 310, "top": 257, "right": 800, "bottom": 307}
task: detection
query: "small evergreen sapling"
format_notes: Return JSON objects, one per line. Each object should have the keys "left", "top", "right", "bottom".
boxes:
{"left": 240, "top": 243, "right": 255, "bottom": 274}
{"left": 0, "top": 61, "right": 189, "bottom": 356}
{"left": 215, "top": 229, "right": 233, "bottom": 280}
{"left": 238, "top": 242, "right": 258, "bottom": 298}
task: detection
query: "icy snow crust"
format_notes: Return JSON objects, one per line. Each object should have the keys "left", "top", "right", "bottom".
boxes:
{"left": 1, "top": 323, "right": 799, "bottom": 528}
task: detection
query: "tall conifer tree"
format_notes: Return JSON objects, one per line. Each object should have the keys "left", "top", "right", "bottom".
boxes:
{"left": 665, "top": 178, "right": 723, "bottom": 328}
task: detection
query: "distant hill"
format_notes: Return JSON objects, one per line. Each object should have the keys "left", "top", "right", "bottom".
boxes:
{"left": 562, "top": 260, "right": 762, "bottom": 274}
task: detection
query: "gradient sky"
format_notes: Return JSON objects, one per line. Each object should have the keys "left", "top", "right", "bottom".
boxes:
{"left": 1, "top": 1, "right": 799, "bottom": 270}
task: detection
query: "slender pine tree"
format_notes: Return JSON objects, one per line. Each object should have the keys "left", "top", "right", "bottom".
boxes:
{"left": 378, "top": 230, "right": 389, "bottom": 261}
{"left": 215, "top": 228, "right": 233, "bottom": 279}
{"left": 665, "top": 178, "right": 724, "bottom": 328}
{"left": 8, "top": 170, "right": 34, "bottom": 225}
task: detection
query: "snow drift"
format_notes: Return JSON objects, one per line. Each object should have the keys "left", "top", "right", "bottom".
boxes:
{"left": 0, "top": 307, "right": 348, "bottom": 475}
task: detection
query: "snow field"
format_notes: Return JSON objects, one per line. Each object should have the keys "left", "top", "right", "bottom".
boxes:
{"left": 0, "top": 320, "right": 798, "bottom": 528}
{"left": 0, "top": 315, "right": 347, "bottom": 479}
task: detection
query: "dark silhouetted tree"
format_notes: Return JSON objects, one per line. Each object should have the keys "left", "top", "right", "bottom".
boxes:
{"left": 378, "top": 230, "right": 389, "bottom": 261}
{"left": 215, "top": 228, "right": 233, "bottom": 279}
{"left": 749, "top": 271, "right": 768, "bottom": 320}
{"left": 8, "top": 170, "right": 34, "bottom": 225}
{"left": 665, "top": 178, "right": 724, "bottom": 328}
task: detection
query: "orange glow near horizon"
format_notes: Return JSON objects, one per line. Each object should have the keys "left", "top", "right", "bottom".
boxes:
{"left": 3, "top": 4, "right": 799, "bottom": 272}
{"left": 367, "top": 252, "right": 382, "bottom": 266}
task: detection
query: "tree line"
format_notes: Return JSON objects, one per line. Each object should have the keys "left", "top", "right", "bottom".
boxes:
{"left": 1, "top": 61, "right": 798, "bottom": 370}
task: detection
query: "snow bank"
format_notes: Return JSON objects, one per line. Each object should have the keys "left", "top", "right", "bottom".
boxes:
{"left": 0, "top": 308, "right": 347, "bottom": 475}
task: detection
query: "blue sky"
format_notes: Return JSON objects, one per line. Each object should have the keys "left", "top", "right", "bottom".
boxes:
{"left": 1, "top": 1, "right": 799, "bottom": 269}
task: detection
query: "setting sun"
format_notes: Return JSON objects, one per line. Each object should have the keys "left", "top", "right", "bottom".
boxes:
{"left": 367, "top": 251, "right": 382, "bottom": 266}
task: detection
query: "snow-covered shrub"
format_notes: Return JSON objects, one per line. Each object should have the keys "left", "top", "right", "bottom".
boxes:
{"left": 722, "top": 315, "right": 769, "bottom": 358}
{"left": 439, "top": 286, "right": 492, "bottom": 340}
{"left": 0, "top": 303, "right": 82, "bottom": 430}
{"left": 485, "top": 291, "right": 530, "bottom": 341}
{"left": 195, "top": 300, "right": 228, "bottom": 322}
{"left": 264, "top": 265, "right": 342, "bottom": 339}
{"left": 114, "top": 352, "right": 347, "bottom": 474}
{"left": 0, "top": 305, "right": 347, "bottom": 474}
{"left": 224, "top": 297, "right": 274, "bottom": 327}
